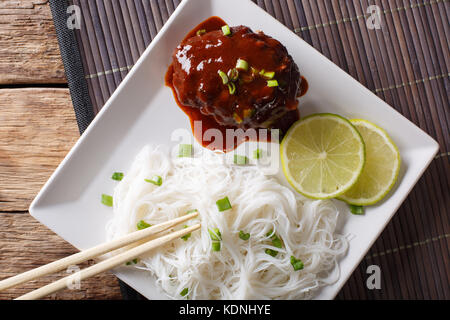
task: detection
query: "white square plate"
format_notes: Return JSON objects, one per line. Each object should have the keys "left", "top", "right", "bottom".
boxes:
{"left": 30, "top": 0, "right": 439, "bottom": 299}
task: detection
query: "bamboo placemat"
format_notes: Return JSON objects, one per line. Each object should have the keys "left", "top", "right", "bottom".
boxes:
{"left": 50, "top": 0, "right": 449, "bottom": 299}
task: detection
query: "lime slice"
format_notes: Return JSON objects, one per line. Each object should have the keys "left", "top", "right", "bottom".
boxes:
{"left": 339, "top": 120, "right": 401, "bottom": 206}
{"left": 281, "top": 114, "right": 366, "bottom": 199}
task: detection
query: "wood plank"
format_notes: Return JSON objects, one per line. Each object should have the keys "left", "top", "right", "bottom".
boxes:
{"left": 0, "top": 88, "right": 78, "bottom": 211}
{"left": 0, "top": 212, "right": 122, "bottom": 300}
{"left": 0, "top": 0, "right": 66, "bottom": 84}
{"left": 0, "top": 88, "right": 122, "bottom": 299}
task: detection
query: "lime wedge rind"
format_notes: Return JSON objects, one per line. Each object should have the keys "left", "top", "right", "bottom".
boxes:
{"left": 338, "top": 119, "right": 401, "bottom": 206}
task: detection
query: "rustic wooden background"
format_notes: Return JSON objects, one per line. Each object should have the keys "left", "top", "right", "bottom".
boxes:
{"left": 0, "top": 0, "right": 122, "bottom": 299}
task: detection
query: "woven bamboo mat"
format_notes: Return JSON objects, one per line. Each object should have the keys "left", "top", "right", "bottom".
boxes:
{"left": 55, "top": 0, "right": 449, "bottom": 299}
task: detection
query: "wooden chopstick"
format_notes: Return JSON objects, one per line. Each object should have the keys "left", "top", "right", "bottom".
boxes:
{"left": 0, "top": 211, "right": 199, "bottom": 295}
{"left": 16, "top": 223, "right": 201, "bottom": 300}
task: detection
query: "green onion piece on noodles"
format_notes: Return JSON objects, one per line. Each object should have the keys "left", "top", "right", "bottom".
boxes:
{"left": 178, "top": 144, "right": 193, "bottom": 158}
{"left": 239, "top": 231, "right": 250, "bottom": 241}
{"left": 180, "top": 288, "right": 189, "bottom": 297}
{"left": 137, "top": 220, "right": 152, "bottom": 230}
{"left": 216, "top": 197, "right": 232, "bottom": 212}
{"left": 145, "top": 175, "right": 163, "bottom": 186}
{"left": 290, "top": 256, "right": 304, "bottom": 271}
{"left": 234, "top": 155, "right": 249, "bottom": 165}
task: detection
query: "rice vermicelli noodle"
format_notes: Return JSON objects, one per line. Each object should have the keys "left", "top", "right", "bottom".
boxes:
{"left": 106, "top": 145, "right": 348, "bottom": 299}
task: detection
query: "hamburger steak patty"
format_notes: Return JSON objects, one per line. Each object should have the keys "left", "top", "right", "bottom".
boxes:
{"left": 169, "top": 25, "right": 302, "bottom": 130}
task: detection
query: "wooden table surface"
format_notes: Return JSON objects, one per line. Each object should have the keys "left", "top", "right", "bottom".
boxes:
{"left": 0, "top": 0, "right": 122, "bottom": 299}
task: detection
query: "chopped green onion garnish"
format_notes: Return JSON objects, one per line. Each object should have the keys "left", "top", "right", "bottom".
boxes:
{"left": 239, "top": 231, "right": 250, "bottom": 241}
{"left": 259, "top": 69, "right": 265, "bottom": 76}
{"left": 178, "top": 144, "right": 193, "bottom": 158}
{"left": 186, "top": 209, "right": 198, "bottom": 214}
{"left": 181, "top": 234, "right": 191, "bottom": 241}
{"left": 227, "top": 68, "right": 239, "bottom": 81}
{"left": 101, "top": 194, "right": 113, "bottom": 207}
{"left": 290, "top": 256, "right": 304, "bottom": 271}
{"left": 253, "top": 149, "right": 263, "bottom": 159}
{"left": 216, "top": 197, "right": 232, "bottom": 212}
{"left": 196, "top": 29, "right": 206, "bottom": 36}
{"left": 180, "top": 288, "right": 189, "bottom": 297}
{"left": 350, "top": 205, "right": 364, "bottom": 215}
{"left": 218, "top": 70, "right": 229, "bottom": 84}
{"left": 181, "top": 225, "right": 191, "bottom": 241}
{"left": 272, "top": 236, "right": 283, "bottom": 248}
{"left": 236, "top": 59, "right": 249, "bottom": 71}
{"left": 262, "top": 71, "right": 275, "bottom": 79}
{"left": 212, "top": 241, "right": 221, "bottom": 252}
{"left": 111, "top": 172, "right": 124, "bottom": 181}
{"left": 265, "top": 249, "right": 278, "bottom": 257}
{"left": 208, "top": 228, "right": 222, "bottom": 241}
{"left": 209, "top": 228, "right": 222, "bottom": 251}
{"left": 137, "top": 220, "right": 152, "bottom": 230}
{"left": 221, "top": 25, "right": 231, "bottom": 36}
{"left": 266, "top": 229, "right": 282, "bottom": 248}
{"left": 234, "top": 155, "right": 249, "bottom": 165}
{"left": 228, "top": 82, "right": 236, "bottom": 95}
{"left": 267, "top": 80, "right": 279, "bottom": 87}
{"left": 266, "top": 230, "right": 275, "bottom": 238}
{"left": 145, "top": 175, "right": 163, "bottom": 186}
{"left": 126, "top": 258, "right": 138, "bottom": 266}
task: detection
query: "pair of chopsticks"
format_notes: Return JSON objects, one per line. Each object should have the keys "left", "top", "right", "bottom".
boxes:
{"left": 0, "top": 211, "right": 200, "bottom": 300}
